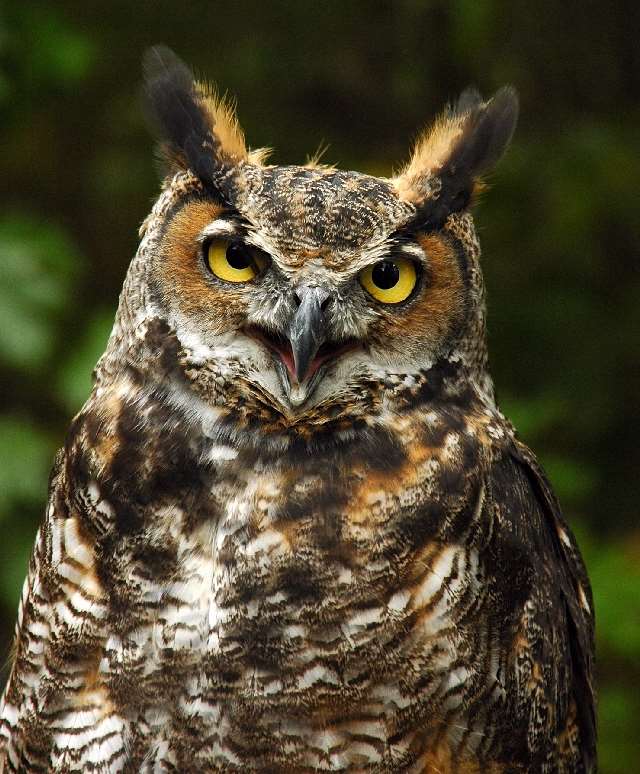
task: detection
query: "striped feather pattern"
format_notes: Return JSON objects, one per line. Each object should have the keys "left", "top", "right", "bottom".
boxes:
{"left": 1, "top": 363, "right": 594, "bottom": 771}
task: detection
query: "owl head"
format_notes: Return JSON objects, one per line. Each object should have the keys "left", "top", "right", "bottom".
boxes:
{"left": 101, "top": 47, "right": 517, "bottom": 436}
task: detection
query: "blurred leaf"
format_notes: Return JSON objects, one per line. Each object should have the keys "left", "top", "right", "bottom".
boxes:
{"left": 0, "top": 415, "right": 55, "bottom": 513}
{"left": 0, "top": 213, "right": 80, "bottom": 370}
{"left": 500, "top": 392, "right": 568, "bottom": 440}
{"left": 538, "top": 453, "right": 599, "bottom": 503}
{"left": 451, "top": 0, "right": 494, "bottom": 60}
{"left": 0, "top": 70, "right": 10, "bottom": 105}
{"left": 598, "top": 686, "right": 640, "bottom": 774}
{"left": 14, "top": 4, "right": 96, "bottom": 88}
{"left": 0, "top": 413, "right": 55, "bottom": 614}
{"left": 56, "top": 309, "right": 115, "bottom": 413}
{"left": 589, "top": 543, "right": 640, "bottom": 661}
{"left": 0, "top": 519, "right": 36, "bottom": 612}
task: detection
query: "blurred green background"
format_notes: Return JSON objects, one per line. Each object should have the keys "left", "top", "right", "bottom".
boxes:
{"left": 1, "top": 1, "right": 638, "bottom": 769}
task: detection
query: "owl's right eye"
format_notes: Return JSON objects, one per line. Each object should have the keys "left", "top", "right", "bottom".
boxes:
{"left": 206, "top": 239, "right": 268, "bottom": 283}
{"left": 359, "top": 257, "right": 418, "bottom": 304}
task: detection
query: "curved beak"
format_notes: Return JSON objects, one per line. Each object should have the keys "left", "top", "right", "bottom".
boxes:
{"left": 288, "top": 286, "right": 330, "bottom": 383}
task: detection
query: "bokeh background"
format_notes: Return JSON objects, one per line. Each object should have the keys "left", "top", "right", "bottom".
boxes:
{"left": 1, "top": 1, "right": 638, "bottom": 769}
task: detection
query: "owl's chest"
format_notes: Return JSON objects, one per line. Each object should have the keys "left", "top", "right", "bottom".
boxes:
{"left": 137, "top": 435, "right": 498, "bottom": 767}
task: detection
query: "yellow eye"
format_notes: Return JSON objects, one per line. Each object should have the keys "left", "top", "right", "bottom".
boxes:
{"left": 359, "top": 257, "right": 417, "bottom": 304}
{"left": 206, "top": 240, "right": 267, "bottom": 283}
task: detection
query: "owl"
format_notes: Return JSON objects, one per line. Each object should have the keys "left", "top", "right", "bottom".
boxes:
{"left": 0, "top": 46, "right": 595, "bottom": 773}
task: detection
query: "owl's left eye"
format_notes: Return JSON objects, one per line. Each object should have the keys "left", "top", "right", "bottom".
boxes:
{"left": 206, "top": 239, "right": 268, "bottom": 283}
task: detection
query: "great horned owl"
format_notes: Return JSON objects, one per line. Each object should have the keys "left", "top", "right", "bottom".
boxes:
{"left": 0, "top": 47, "right": 595, "bottom": 772}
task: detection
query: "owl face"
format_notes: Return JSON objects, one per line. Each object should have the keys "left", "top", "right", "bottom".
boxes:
{"left": 141, "top": 48, "right": 517, "bottom": 418}
{"left": 151, "top": 167, "right": 470, "bottom": 412}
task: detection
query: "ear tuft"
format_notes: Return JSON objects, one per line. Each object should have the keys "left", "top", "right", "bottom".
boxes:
{"left": 395, "top": 86, "right": 519, "bottom": 227}
{"left": 143, "top": 45, "right": 215, "bottom": 182}
{"left": 142, "top": 45, "right": 253, "bottom": 185}
{"left": 193, "top": 83, "right": 248, "bottom": 163}
{"left": 450, "top": 86, "right": 519, "bottom": 179}
{"left": 451, "top": 87, "right": 483, "bottom": 116}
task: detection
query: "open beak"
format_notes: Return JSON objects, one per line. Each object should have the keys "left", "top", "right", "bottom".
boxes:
{"left": 245, "top": 286, "right": 359, "bottom": 407}
{"left": 288, "top": 286, "right": 329, "bottom": 383}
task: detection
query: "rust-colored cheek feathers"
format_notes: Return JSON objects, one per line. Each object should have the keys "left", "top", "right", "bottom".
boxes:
{"left": 413, "top": 231, "right": 466, "bottom": 341}
{"left": 369, "top": 232, "right": 466, "bottom": 358}
{"left": 156, "top": 200, "right": 248, "bottom": 331}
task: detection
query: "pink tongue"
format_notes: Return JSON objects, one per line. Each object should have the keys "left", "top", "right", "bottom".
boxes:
{"left": 279, "top": 348, "right": 323, "bottom": 384}
{"left": 280, "top": 349, "right": 296, "bottom": 380}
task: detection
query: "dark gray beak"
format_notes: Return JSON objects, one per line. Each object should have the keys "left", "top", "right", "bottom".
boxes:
{"left": 288, "top": 286, "right": 330, "bottom": 382}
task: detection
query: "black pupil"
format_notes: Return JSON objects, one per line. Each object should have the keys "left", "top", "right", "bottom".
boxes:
{"left": 226, "top": 243, "right": 252, "bottom": 270}
{"left": 372, "top": 261, "right": 400, "bottom": 289}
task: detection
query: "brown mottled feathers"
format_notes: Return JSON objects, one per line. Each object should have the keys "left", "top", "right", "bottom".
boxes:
{"left": 0, "top": 47, "right": 594, "bottom": 773}
{"left": 509, "top": 440, "right": 597, "bottom": 771}
{"left": 486, "top": 441, "right": 596, "bottom": 771}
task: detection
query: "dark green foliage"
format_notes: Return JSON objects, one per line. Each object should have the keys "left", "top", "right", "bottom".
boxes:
{"left": 0, "top": 1, "right": 638, "bottom": 768}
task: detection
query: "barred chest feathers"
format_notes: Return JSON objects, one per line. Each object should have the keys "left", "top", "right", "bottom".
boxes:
{"left": 59, "top": 363, "right": 511, "bottom": 771}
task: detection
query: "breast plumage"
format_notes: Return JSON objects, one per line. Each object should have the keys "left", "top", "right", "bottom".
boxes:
{"left": 0, "top": 47, "right": 595, "bottom": 773}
